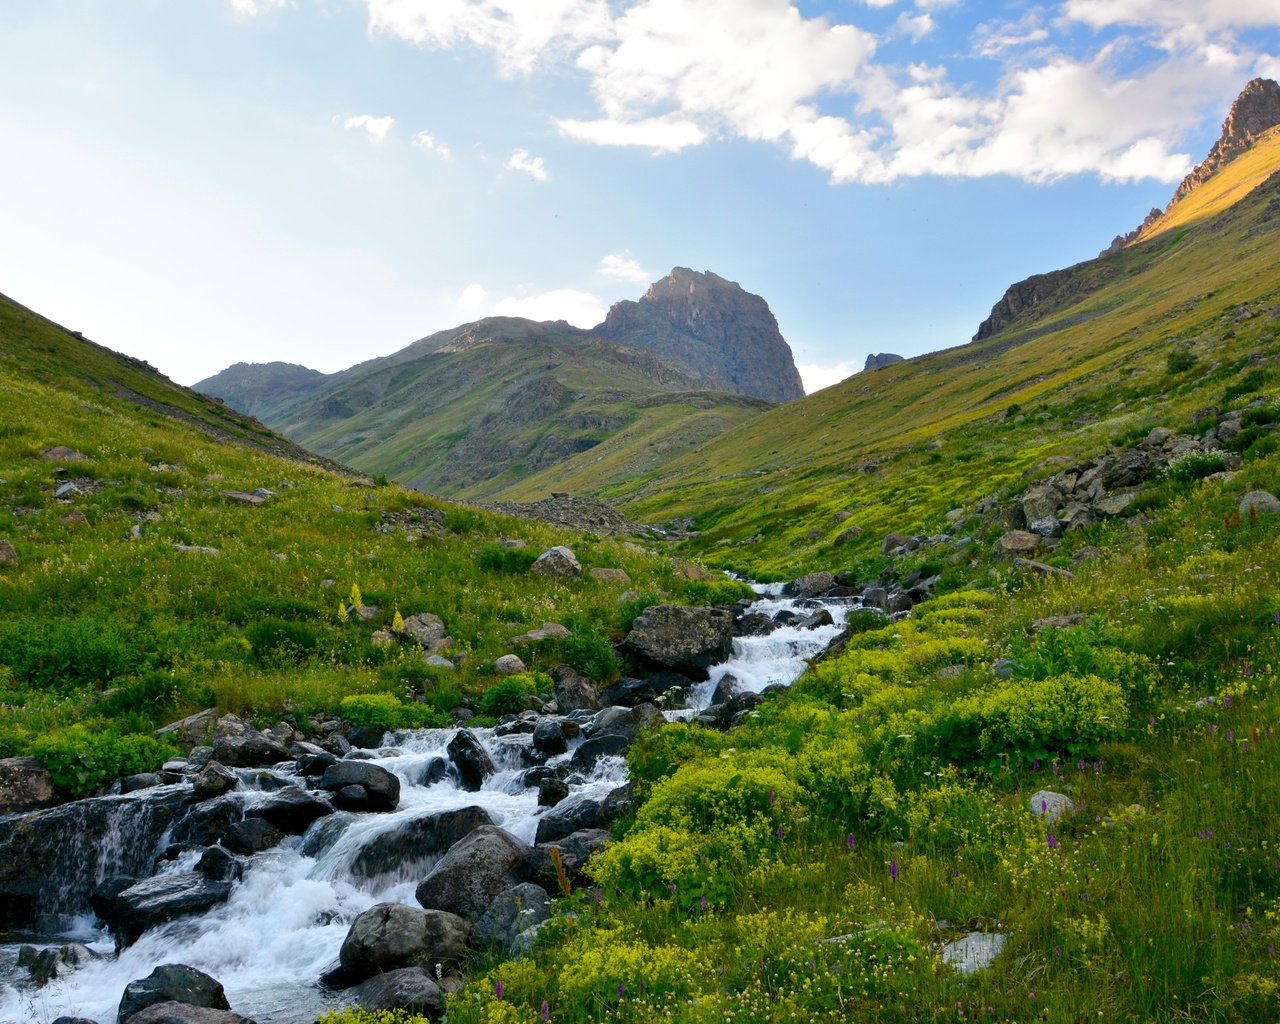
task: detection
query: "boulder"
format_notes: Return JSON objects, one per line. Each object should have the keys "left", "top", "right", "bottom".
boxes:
{"left": 941, "top": 932, "right": 1006, "bottom": 976}
{"left": 415, "top": 826, "right": 531, "bottom": 922}
{"left": 113, "top": 875, "right": 233, "bottom": 946}
{"left": 194, "top": 847, "right": 243, "bottom": 883}
{"left": 995, "top": 530, "right": 1040, "bottom": 555}
{"left": 493, "top": 654, "right": 527, "bottom": 676}
{"left": 538, "top": 779, "right": 570, "bottom": 807}
{"left": 735, "top": 612, "right": 777, "bottom": 637}
{"left": 1020, "top": 483, "right": 1064, "bottom": 524}
{"left": 0, "top": 756, "right": 55, "bottom": 812}
{"left": 881, "top": 532, "right": 910, "bottom": 555}
{"left": 211, "top": 731, "right": 291, "bottom": 769}
{"left": 339, "top": 903, "right": 470, "bottom": 980}
{"left": 446, "top": 729, "right": 495, "bottom": 791}
{"left": 599, "top": 673, "right": 686, "bottom": 708}
{"left": 531, "top": 719, "right": 569, "bottom": 756}
{"left": 534, "top": 798, "right": 604, "bottom": 844}
{"left": 171, "top": 797, "right": 243, "bottom": 847}
{"left": 0, "top": 539, "right": 18, "bottom": 567}
{"left": 526, "top": 829, "right": 611, "bottom": 890}
{"left": 117, "top": 964, "right": 229, "bottom": 1023}
{"left": 190, "top": 762, "right": 238, "bottom": 802}
{"left": 346, "top": 726, "right": 387, "bottom": 750}
{"left": 473, "top": 882, "right": 550, "bottom": 949}
{"left": 589, "top": 568, "right": 630, "bottom": 584}
{"left": 354, "top": 968, "right": 444, "bottom": 1018}
{"left": 552, "top": 664, "right": 599, "bottom": 712}
{"left": 1027, "top": 515, "right": 1063, "bottom": 538}
{"left": 1093, "top": 490, "right": 1138, "bottom": 517}
{"left": 622, "top": 605, "right": 734, "bottom": 680}
{"left": 1012, "top": 558, "right": 1074, "bottom": 579}
{"left": 223, "top": 818, "right": 283, "bottom": 855}
{"left": 401, "top": 613, "right": 447, "bottom": 649}
{"left": 793, "top": 608, "right": 835, "bottom": 630}
{"left": 530, "top": 546, "right": 582, "bottom": 578}
{"left": 124, "top": 1004, "right": 256, "bottom": 1024}
{"left": 350, "top": 806, "right": 494, "bottom": 879}
{"left": 789, "top": 571, "right": 834, "bottom": 597}
{"left": 512, "top": 622, "right": 573, "bottom": 644}
{"left": 295, "top": 752, "right": 338, "bottom": 777}
{"left": 244, "top": 787, "right": 333, "bottom": 834}
{"left": 1240, "top": 490, "right": 1280, "bottom": 516}
{"left": 316, "top": 761, "right": 400, "bottom": 812}
{"left": 1029, "top": 790, "right": 1075, "bottom": 826}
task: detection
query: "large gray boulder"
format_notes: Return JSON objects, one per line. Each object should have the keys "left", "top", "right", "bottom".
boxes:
{"left": 446, "top": 730, "right": 495, "bottom": 791}
{"left": 211, "top": 731, "right": 291, "bottom": 769}
{"left": 415, "top": 826, "right": 531, "bottom": 921}
{"left": 244, "top": 787, "right": 333, "bottom": 834}
{"left": 338, "top": 902, "right": 470, "bottom": 980}
{"left": 551, "top": 664, "right": 599, "bottom": 712}
{"left": 113, "top": 875, "right": 233, "bottom": 946}
{"left": 621, "top": 605, "right": 734, "bottom": 680}
{"left": 124, "top": 1005, "right": 256, "bottom": 1024}
{"left": 117, "top": 964, "right": 229, "bottom": 1023}
{"left": 1240, "top": 490, "right": 1280, "bottom": 516}
{"left": 531, "top": 546, "right": 581, "bottom": 578}
{"left": 316, "top": 761, "right": 400, "bottom": 812}
{"left": 0, "top": 756, "right": 55, "bottom": 812}
{"left": 350, "top": 806, "right": 494, "bottom": 879}
{"left": 473, "top": 882, "right": 551, "bottom": 949}
{"left": 190, "top": 762, "right": 237, "bottom": 802}
{"left": 354, "top": 968, "right": 444, "bottom": 1018}
{"left": 526, "top": 829, "right": 611, "bottom": 890}
{"left": 401, "top": 612, "right": 447, "bottom": 649}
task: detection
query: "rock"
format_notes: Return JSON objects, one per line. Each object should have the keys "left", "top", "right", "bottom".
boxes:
{"left": 1012, "top": 558, "right": 1074, "bottom": 578}
{"left": 317, "top": 761, "right": 400, "bottom": 812}
{"left": 295, "top": 752, "right": 338, "bottom": 777}
{"left": 789, "top": 571, "right": 834, "bottom": 597}
{"left": 171, "top": 797, "right": 243, "bottom": 847}
{"left": 195, "top": 847, "right": 242, "bottom": 883}
{"left": 339, "top": 903, "right": 470, "bottom": 981}
{"left": 42, "top": 445, "right": 85, "bottom": 461}
{"left": 1020, "top": 483, "right": 1064, "bottom": 523}
{"left": 538, "top": 779, "right": 570, "bottom": 807}
{"left": 350, "top": 805, "right": 494, "bottom": 879}
{"left": 1093, "top": 490, "right": 1139, "bottom": 516}
{"left": 446, "top": 730, "right": 495, "bottom": 791}
{"left": 622, "top": 605, "right": 734, "bottom": 680}
{"left": 211, "top": 731, "right": 291, "bottom": 769}
{"left": 223, "top": 818, "right": 284, "bottom": 855}
{"left": 52, "top": 1018, "right": 101, "bottom": 1024}
{"left": 552, "top": 664, "right": 599, "bottom": 712}
{"left": 117, "top": 964, "right": 230, "bottom": 1023}
{"left": 0, "top": 756, "right": 56, "bottom": 812}
{"left": 123, "top": 1004, "right": 256, "bottom": 1024}
{"left": 0, "top": 539, "right": 18, "bottom": 568}
{"left": 1027, "top": 515, "right": 1063, "bottom": 538}
{"left": 532, "top": 719, "right": 569, "bottom": 756}
{"left": 1072, "top": 546, "right": 1102, "bottom": 563}
{"left": 735, "top": 611, "right": 777, "bottom": 637}
{"left": 530, "top": 546, "right": 582, "bottom": 578}
{"left": 794, "top": 608, "right": 835, "bottom": 630}
{"left": 512, "top": 622, "right": 572, "bottom": 644}
{"left": 244, "top": 787, "right": 333, "bottom": 834}
{"left": 354, "top": 604, "right": 381, "bottom": 621}
{"left": 424, "top": 654, "right": 455, "bottom": 670}
{"left": 190, "top": 762, "right": 238, "bottom": 802}
{"left": 996, "top": 530, "right": 1041, "bottom": 555}
{"left": 474, "top": 882, "right": 550, "bottom": 949}
{"left": 1239, "top": 490, "right": 1280, "bottom": 515}
{"left": 494, "top": 654, "right": 527, "bottom": 676}
{"left": 113, "top": 875, "right": 233, "bottom": 946}
{"left": 1029, "top": 790, "right": 1075, "bottom": 826}
{"left": 992, "top": 658, "right": 1016, "bottom": 680}
{"left": 535, "top": 799, "right": 604, "bottom": 844}
{"left": 401, "top": 613, "right": 447, "bottom": 649}
{"left": 526, "top": 829, "right": 611, "bottom": 890}
{"left": 415, "top": 826, "right": 532, "bottom": 922}
{"left": 346, "top": 726, "right": 387, "bottom": 750}
{"left": 1029, "top": 614, "right": 1085, "bottom": 633}
{"left": 881, "top": 532, "right": 910, "bottom": 555}
{"left": 156, "top": 710, "right": 219, "bottom": 751}
{"left": 589, "top": 567, "right": 631, "bottom": 584}
{"left": 172, "top": 544, "right": 220, "bottom": 557}
{"left": 941, "top": 932, "right": 1006, "bottom": 976}
{"left": 599, "top": 673, "right": 686, "bottom": 708}
{"left": 220, "top": 490, "right": 266, "bottom": 507}
{"left": 354, "top": 968, "right": 444, "bottom": 1018}
{"left": 863, "top": 352, "right": 904, "bottom": 371}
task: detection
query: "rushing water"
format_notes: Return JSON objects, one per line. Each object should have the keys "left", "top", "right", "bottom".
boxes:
{"left": 0, "top": 583, "right": 858, "bottom": 1024}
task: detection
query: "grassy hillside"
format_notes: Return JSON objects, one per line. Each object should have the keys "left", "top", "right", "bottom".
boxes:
{"left": 0, "top": 296, "right": 744, "bottom": 796}
{"left": 593, "top": 154, "right": 1280, "bottom": 581}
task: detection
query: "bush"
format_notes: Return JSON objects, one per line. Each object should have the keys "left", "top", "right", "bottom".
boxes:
{"left": 1166, "top": 350, "right": 1198, "bottom": 375}
{"left": 1223, "top": 370, "right": 1266, "bottom": 404}
{"left": 1164, "top": 451, "right": 1227, "bottom": 483}
{"left": 244, "top": 617, "right": 323, "bottom": 665}
{"left": 678, "top": 578, "right": 754, "bottom": 606}
{"left": 561, "top": 628, "right": 621, "bottom": 681}
{"left": 29, "top": 725, "right": 177, "bottom": 798}
{"left": 616, "top": 591, "right": 665, "bottom": 633}
{"left": 0, "top": 616, "right": 142, "bottom": 692}
{"left": 476, "top": 674, "right": 543, "bottom": 718}
{"left": 338, "top": 693, "right": 450, "bottom": 731}
{"left": 477, "top": 544, "right": 538, "bottom": 573}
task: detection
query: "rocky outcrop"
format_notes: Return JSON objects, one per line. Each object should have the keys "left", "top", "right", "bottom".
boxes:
{"left": 622, "top": 605, "right": 735, "bottom": 680}
{"left": 349, "top": 806, "right": 494, "bottom": 879}
{"left": 118, "top": 964, "right": 232, "bottom": 1024}
{"left": 595, "top": 268, "right": 805, "bottom": 403}
{"left": 415, "top": 826, "right": 532, "bottom": 922}
{"left": 863, "top": 353, "right": 904, "bottom": 371}
{"left": 315, "top": 761, "right": 400, "bottom": 812}
{"left": 338, "top": 903, "right": 470, "bottom": 980}
{"left": 484, "top": 496, "right": 645, "bottom": 537}
{"left": 1170, "top": 78, "right": 1280, "bottom": 208}
{"left": 0, "top": 756, "right": 56, "bottom": 812}
{"left": 112, "top": 874, "right": 234, "bottom": 946}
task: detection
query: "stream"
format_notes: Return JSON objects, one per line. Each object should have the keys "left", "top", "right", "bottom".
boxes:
{"left": 0, "top": 583, "right": 860, "bottom": 1024}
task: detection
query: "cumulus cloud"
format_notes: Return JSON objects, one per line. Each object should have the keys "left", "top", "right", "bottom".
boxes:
{"left": 359, "top": 0, "right": 1278, "bottom": 185}
{"left": 457, "top": 282, "right": 487, "bottom": 312}
{"left": 491, "top": 288, "right": 606, "bottom": 326}
{"left": 797, "top": 361, "right": 857, "bottom": 394}
{"left": 230, "top": 0, "right": 291, "bottom": 13}
{"left": 412, "top": 131, "right": 451, "bottom": 158}
{"left": 506, "top": 148, "right": 550, "bottom": 181}
{"left": 343, "top": 114, "right": 395, "bottom": 143}
{"left": 598, "top": 251, "right": 652, "bottom": 283}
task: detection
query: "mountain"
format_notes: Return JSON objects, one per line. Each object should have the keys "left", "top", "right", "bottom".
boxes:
{"left": 197, "top": 269, "right": 797, "bottom": 496}
{"left": 864, "top": 352, "right": 904, "bottom": 371}
{"left": 593, "top": 267, "right": 805, "bottom": 402}
{"left": 585, "top": 79, "right": 1280, "bottom": 577}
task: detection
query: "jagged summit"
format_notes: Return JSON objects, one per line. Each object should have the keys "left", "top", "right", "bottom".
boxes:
{"left": 596, "top": 268, "right": 806, "bottom": 404}
{"left": 1170, "top": 77, "right": 1280, "bottom": 207}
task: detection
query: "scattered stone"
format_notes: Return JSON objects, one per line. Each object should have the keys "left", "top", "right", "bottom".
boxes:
{"left": 881, "top": 532, "right": 910, "bottom": 555}
{"left": 512, "top": 622, "right": 572, "bottom": 644}
{"left": 530, "top": 546, "right": 582, "bottom": 578}
{"left": 42, "top": 446, "right": 85, "bottom": 461}
{"left": 1029, "top": 614, "right": 1085, "bottom": 633}
{"left": 494, "top": 654, "right": 527, "bottom": 676}
{"left": 415, "top": 826, "right": 532, "bottom": 922}
{"left": 0, "top": 539, "right": 19, "bottom": 568}
{"left": 532, "top": 720, "right": 569, "bottom": 756}
{"left": 941, "top": 932, "right": 1006, "bottom": 976}
{"left": 223, "top": 818, "right": 284, "bottom": 856}
{"left": 1093, "top": 490, "right": 1139, "bottom": 517}
{"left": 1027, "top": 515, "right": 1063, "bottom": 538}
{"left": 996, "top": 530, "right": 1040, "bottom": 555}
{"left": 354, "top": 603, "right": 381, "bottom": 621}
{"left": 190, "top": 762, "right": 238, "bottom": 802}
{"left": 113, "top": 876, "right": 234, "bottom": 945}
{"left": 589, "top": 567, "right": 631, "bottom": 584}
{"left": 244, "top": 787, "right": 334, "bottom": 834}
{"left": 992, "top": 658, "right": 1017, "bottom": 680}
{"left": 155, "top": 709, "right": 219, "bottom": 751}
{"left": 1072, "top": 546, "right": 1102, "bottom": 563}
{"left": 474, "top": 883, "right": 550, "bottom": 949}
{"left": 1029, "top": 790, "right": 1075, "bottom": 826}
{"left": 124, "top": 1003, "right": 257, "bottom": 1024}
{"left": 212, "top": 730, "right": 291, "bottom": 769}
{"left": 552, "top": 664, "right": 599, "bottom": 712}
{"left": 526, "top": 829, "right": 611, "bottom": 890}
{"left": 1239, "top": 490, "right": 1280, "bottom": 515}
{"left": 538, "top": 779, "right": 570, "bottom": 807}
{"left": 1012, "top": 558, "right": 1074, "bottom": 578}
{"left": 173, "top": 544, "right": 220, "bottom": 557}
{"left": 424, "top": 654, "right": 455, "bottom": 670}
{"left": 401, "top": 613, "right": 447, "bottom": 649}
{"left": 316, "top": 761, "right": 400, "bottom": 812}
{"left": 0, "top": 756, "right": 55, "bottom": 812}
{"left": 220, "top": 490, "right": 266, "bottom": 507}
{"left": 789, "top": 571, "right": 834, "bottom": 597}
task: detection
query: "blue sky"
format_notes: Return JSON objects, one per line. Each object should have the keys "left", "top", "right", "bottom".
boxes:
{"left": 1, "top": 1, "right": 1277, "bottom": 392}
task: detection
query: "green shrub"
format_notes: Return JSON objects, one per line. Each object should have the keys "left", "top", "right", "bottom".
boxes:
{"left": 1164, "top": 451, "right": 1227, "bottom": 483}
{"left": 617, "top": 591, "right": 665, "bottom": 633}
{"left": 29, "top": 725, "right": 177, "bottom": 798}
{"left": 476, "top": 673, "right": 543, "bottom": 718}
{"left": 1166, "top": 350, "right": 1198, "bottom": 374}
{"left": 627, "top": 721, "right": 727, "bottom": 800}
{"left": 0, "top": 616, "right": 142, "bottom": 692}
{"left": 561, "top": 628, "right": 621, "bottom": 681}
{"left": 244, "top": 617, "right": 323, "bottom": 665}
{"left": 477, "top": 544, "right": 538, "bottom": 573}
{"left": 678, "top": 578, "right": 754, "bottom": 606}
{"left": 1223, "top": 370, "right": 1266, "bottom": 403}
{"left": 337, "top": 693, "right": 450, "bottom": 731}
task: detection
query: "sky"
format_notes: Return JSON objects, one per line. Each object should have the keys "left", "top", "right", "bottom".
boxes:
{"left": 1, "top": 2, "right": 1277, "bottom": 393}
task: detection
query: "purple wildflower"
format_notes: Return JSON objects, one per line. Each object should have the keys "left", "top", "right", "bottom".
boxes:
{"left": 890, "top": 859, "right": 899, "bottom": 882}
{"left": 768, "top": 788, "right": 775, "bottom": 805}
{"left": 701, "top": 895, "right": 708, "bottom": 911}
{"left": 1032, "top": 759, "right": 1040, "bottom": 770}
{"left": 1077, "top": 759, "right": 1087, "bottom": 771}
{"left": 1052, "top": 762, "right": 1061, "bottom": 777}
{"left": 1228, "top": 729, "right": 1234, "bottom": 742}
{"left": 1041, "top": 799, "right": 1048, "bottom": 813}
{"left": 1047, "top": 833, "right": 1059, "bottom": 850}
{"left": 595, "top": 889, "right": 602, "bottom": 907}
{"left": 617, "top": 983, "right": 624, "bottom": 999}
{"left": 542, "top": 1000, "right": 551, "bottom": 1021}
{"left": 495, "top": 981, "right": 504, "bottom": 1002}
{"left": 776, "top": 825, "right": 784, "bottom": 841}
{"left": 669, "top": 882, "right": 677, "bottom": 896}
{"left": 1243, "top": 740, "right": 1250, "bottom": 753}
{"left": 1208, "top": 723, "right": 1216, "bottom": 735}
{"left": 847, "top": 833, "right": 856, "bottom": 849}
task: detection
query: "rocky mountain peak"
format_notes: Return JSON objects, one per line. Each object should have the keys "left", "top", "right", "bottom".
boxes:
{"left": 863, "top": 353, "right": 904, "bottom": 371}
{"left": 597, "top": 267, "right": 805, "bottom": 403}
{"left": 1170, "top": 77, "right": 1280, "bottom": 206}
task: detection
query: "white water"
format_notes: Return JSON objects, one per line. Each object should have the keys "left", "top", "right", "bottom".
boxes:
{"left": 0, "top": 584, "right": 855, "bottom": 1024}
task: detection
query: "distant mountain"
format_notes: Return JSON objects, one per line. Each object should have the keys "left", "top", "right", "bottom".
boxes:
{"left": 594, "top": 268, "right": 805, "bottom": 403}
{"left": 197, "top": 269, "right": 799, "bottom": 496}
{"left": 864, "top": 353, "right": 904, "bottom": 371}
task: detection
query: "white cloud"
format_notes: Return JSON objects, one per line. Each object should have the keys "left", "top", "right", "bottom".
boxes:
{"left": 507, "top": 148, "right": 550, "bottom": 181}
{"left": 491, "top": 288, "right": 606, "bottom": 326}
{"left": 230, "top": 0, "right": 291, "bottom": 13}
{"left": 896, "top": 13, "right": 934, "bottom": 42}
{"left": 412, "top": 131, "right": 451, "bottom": 158}
{"left": 457, "top": 282, "right": 487, "bottom": 312}
{"left": 555, "top": 114, "right": 706, "bottom": 152}
{"left": 343, "top": 114, "right": 395, "bottom": 143}
{"left": 598, "top": 251, "right": 651, "bottom": 282}
{"left": 797, "top": 361, "right": 857, "bottom": 394}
